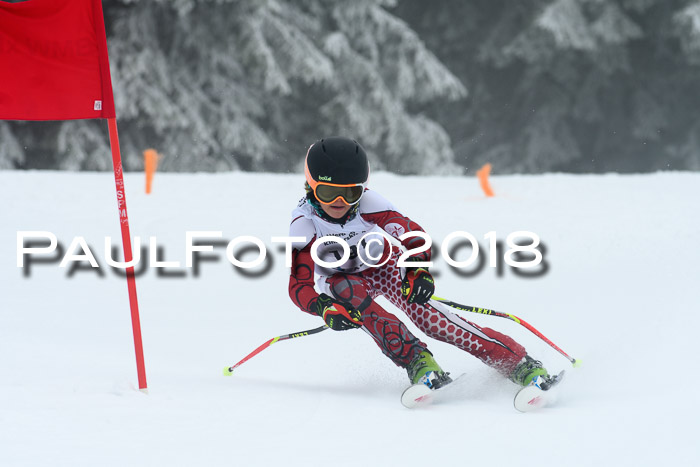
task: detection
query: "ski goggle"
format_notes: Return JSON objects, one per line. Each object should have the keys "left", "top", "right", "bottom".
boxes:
{"left": 312, "top": 182, "right": 367, "bottom": 205}
{"left": 304, "top": 152, "right": 369, "bottom": 205}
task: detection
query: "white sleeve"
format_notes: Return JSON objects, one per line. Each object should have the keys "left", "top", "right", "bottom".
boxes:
{"left": 358, "top": 189, "right": 398, "bottom": 214}
{"left": 289, "top": 215, "right": 316, "bottom": 250}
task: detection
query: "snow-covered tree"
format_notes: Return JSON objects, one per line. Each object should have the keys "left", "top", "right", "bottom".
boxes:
{"left": 396, "top": 0, "right": 700, "bottom": 173}
{"left": 0, "top": 122, "right": 24, "bottom": 170}
{"left": 5, "top": 0, "right": 698, "bottom": 173}
{"left": 1, "top": 0, "right": 466, "bottom": 174}
{"left": 311, "top": 1, "right": 466, "bottom": 173}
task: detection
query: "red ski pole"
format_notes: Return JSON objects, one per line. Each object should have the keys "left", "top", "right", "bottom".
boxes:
{"left": 431, "top": 296, "right": 580, "bottom": 367}
{"left": 223, "top": 325, "right": 329, "bottom": 375}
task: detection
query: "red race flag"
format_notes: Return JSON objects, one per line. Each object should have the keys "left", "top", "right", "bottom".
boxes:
{"left": 0, "top": 0, "right": 148, "bottom": 391}
{"left": 0, "top": 0, "right": 115, "bottom": 120}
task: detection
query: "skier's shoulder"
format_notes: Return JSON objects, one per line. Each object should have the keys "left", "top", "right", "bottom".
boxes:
{"left": 291, "top": 196, "right": 314, "bottom": 221}
{"left": 359, "top": 189, "right": 397, "bottom": 214}
{"left": 289, "top": 198, "right": 316, "bottom": 248}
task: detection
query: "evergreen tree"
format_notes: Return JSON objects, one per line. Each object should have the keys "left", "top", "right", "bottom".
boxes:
{"left": 6, "top": 0, "right": 697, "bottom": 173}
{"left": 395, "top": 0, "right": 700, "bottom": 173}
{"left": 0, "top": 122, "right": 23, "bottom": 170}
{"left": 0, "top": 0, "right": 466, "bottom": 174}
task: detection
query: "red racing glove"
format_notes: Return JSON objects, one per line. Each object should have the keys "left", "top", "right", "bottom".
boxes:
{"left": 312, "top": 294, "right": 363, "bottom": 331}
{"left": 401, "top": 268, "right": 435, "bottom": 305}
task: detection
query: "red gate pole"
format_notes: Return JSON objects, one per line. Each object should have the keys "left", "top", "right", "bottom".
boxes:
{"left": 107, "top": 117, "right": 148, "bottom": 392}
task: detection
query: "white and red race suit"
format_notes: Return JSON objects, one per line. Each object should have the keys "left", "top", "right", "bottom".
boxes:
{"left": 288, "top": 189, "right": 526, "bottom": 374}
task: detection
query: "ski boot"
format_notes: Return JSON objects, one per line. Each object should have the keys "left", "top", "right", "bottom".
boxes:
{"left": 406, "top": 350, "right": 452, "bottom": 390}
{"left": 510, "top": 355, "right": 556, "bottom": 388}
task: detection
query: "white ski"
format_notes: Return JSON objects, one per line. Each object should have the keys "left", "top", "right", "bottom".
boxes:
{"left": 401, "top": 382, "right": 434, "bottom": 408}
{"left": 513, "top": 370, "right": 565, "bottom": 412}
{"left": 400, "top": 373, "right": 466, "bottom": 409}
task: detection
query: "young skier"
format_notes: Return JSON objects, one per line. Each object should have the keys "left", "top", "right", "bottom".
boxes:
{"left": 288, "top": 136, "right": 552, "bottom": 391}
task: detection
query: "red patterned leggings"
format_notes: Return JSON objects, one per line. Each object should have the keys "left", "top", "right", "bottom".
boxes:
{"left": 322, "top": 251, "right": 527, "bottom": 377}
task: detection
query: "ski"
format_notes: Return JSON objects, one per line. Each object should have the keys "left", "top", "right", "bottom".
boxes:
{"left": 400, "top": 373, "right": 465, "bottom": 409}
{"left": 513, "top": 370, "right": 565, "bottom": 412}
{"left": 402, "top": 371, "right": 565, "bottom": 411}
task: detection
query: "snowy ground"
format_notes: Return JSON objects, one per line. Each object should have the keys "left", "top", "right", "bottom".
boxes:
{"left": 1, "top": 170, "right": 699, "bottom": 466}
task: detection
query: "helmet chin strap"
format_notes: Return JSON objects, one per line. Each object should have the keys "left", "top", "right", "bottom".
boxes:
{"left": 307, "top": 192, "right": 359, "bottom": 225}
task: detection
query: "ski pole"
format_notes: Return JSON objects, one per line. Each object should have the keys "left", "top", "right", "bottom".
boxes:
{"left": 223, "top": 325, "right": 329, "bottom": 376}
{"left": 430, "top": 296, "right": 580, "bottom": 367}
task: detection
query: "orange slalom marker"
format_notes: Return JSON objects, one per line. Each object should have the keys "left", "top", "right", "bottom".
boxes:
{"left": 476, "top": 163, "right": 495, "bottom": 197}
{"left": 143, "top": 149, "right": 160, "bottom": 194}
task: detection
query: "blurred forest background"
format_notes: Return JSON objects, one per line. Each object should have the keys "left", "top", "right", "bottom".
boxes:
{"left": 1, "top": 0, "right": 699, "bottom": 174}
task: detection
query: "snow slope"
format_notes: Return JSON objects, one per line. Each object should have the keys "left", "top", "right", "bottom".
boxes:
{"left": 1, "top": 170, "right": 699, "bottom": 467}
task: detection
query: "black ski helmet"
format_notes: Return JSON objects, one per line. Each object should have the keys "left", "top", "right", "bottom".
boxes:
{"left": 304, "top": 137, "right": 370, "bottom": 187}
